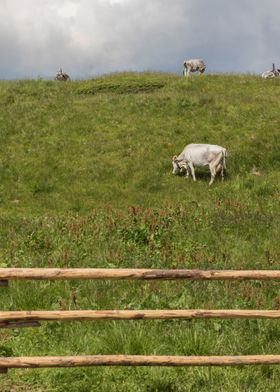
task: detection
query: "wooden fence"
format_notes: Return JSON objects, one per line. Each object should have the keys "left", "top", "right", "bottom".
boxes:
{"left": 1, "top": 268, "right": 280, "bottom": 372}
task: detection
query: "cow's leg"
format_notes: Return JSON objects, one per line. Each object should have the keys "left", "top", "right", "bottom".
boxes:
{"left": 210, "top": 152, "right": 224, "bottom": 185}
{"left": 216, "top": 163, "right": 224, "bottom": 181}
{"left": 179, "top": 162, "right": 189, "bottom": 178}
{"left": 188, "top": 162, "right": 196, "bottom": 181}
{"left": 209, "top": 163, "right": 216, "bottom": 185}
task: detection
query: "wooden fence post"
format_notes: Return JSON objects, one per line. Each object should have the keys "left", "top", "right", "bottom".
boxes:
{"left": 0, "top": 280, "right": 8, "bottom": 287}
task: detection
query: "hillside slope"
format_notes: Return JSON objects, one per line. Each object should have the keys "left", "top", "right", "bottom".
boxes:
{"left": 0, "top": 73, "right": 280, "bottom": 391}
{"left": 0, "top": 72, "right": 279, "bottom": 214}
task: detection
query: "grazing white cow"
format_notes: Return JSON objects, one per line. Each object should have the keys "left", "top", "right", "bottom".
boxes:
{"left": 183, "top": 59, "right": 206, "bottom": 77}
{"left": 261, "top": 70, "right": 279, "bottom": 79}
{"left": 261, "top": 63, "right": 279, "bottom": 79}
{"left": 172, "top": 144, "right": 227, "bottom": 185}
{"left": 55, "top": 68, "right": 71, "bottom": 81}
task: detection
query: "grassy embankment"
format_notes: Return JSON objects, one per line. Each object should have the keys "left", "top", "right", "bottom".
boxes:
{"left": 0, "top": 73, "right": 280, "bottom": 391}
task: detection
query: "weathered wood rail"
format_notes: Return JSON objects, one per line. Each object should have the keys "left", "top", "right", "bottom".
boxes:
{"left": 1, "top": 268, "right": 280, "bottom": 284}
{"left": 2, "top": 309, "right": 280, "bottom": 327}
{"left": 1, "top": 355, "right": 280, "bottom": 370}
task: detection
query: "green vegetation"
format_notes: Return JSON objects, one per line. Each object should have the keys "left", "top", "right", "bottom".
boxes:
{"left": 0, "top": 72, "right": 280, "bottom": 391}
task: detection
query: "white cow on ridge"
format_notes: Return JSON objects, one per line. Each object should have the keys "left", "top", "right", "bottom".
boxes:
{"left": 261, "top": 63, "right": 279, "bottom": 79}
{"left": 261, "top": 70, "right": 279, "bottom": 79}
{"left": 55, "top": 68, "right": 71, "bottom": 81}
{"left": 183, "top": 59, "right": 206, "bottom": 77}
{"left": 172, "top": 144, "right": 227, "bottom": 185}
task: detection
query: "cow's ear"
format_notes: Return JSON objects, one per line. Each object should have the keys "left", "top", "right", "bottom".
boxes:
{"left": 172, "top": 155, "right": 177, "bottom": 162}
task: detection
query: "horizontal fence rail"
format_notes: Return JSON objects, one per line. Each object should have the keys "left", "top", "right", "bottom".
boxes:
{"left": 2, "top": 268, "right": 280, "bottom": 282}
{"left": 2, "top": 355, "right": 280, "bottom": 371}
{"left": 2, "top": 309, "right": 280, "bottom": 324}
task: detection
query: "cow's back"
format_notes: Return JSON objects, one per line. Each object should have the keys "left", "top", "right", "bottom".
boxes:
{"left": 185, "top": 59, "right": 204, "bottom": 67}
{"left": 184, "top": 144, "right": 225, "bottom": 166}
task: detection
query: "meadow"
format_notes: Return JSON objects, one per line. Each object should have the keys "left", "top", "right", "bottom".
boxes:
{"left": 0, "top": 72, "right": 280, "bottom": 391}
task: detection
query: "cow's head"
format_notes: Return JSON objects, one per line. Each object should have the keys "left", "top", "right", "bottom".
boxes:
{"left": 172, "top": 156, "right": 181, "bottom": 175}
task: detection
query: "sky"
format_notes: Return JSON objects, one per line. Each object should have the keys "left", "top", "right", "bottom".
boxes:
{"left": 0, "top": 0, "right": 280, "bottom": 79}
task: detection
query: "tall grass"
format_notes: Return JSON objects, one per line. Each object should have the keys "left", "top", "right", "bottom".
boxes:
{"left": 0, "top": 73, "right": 280, "bottom": 391}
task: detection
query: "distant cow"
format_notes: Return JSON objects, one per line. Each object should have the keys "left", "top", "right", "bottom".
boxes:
{"left": 261, "top": 63, "right": 279, "bottom": 79}
{"left": 172, "top": 143, "right": 227, "bottom": 185}
{"left": 55, "top": 68, "right": 71, "bottom": 81}
{"left": 183, "top": 59, "right": 206, "bottom": 77}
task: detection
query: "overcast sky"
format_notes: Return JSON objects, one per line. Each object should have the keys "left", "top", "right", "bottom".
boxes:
{"left": 1, "top": 0, "right": 279, "bottom": 79}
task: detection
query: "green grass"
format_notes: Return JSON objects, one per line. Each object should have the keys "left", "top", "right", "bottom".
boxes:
{"left": 0, "top": 72, "right": 280, "bottom": 391}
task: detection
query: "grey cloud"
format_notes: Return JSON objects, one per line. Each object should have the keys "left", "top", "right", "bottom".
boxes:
{"left": 0, "top": 0, "right": 280, "bottom": 79}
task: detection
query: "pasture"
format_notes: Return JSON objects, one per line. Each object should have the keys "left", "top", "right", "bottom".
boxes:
{"left": 0, "top": 73, "right": 280, "bottom": 391}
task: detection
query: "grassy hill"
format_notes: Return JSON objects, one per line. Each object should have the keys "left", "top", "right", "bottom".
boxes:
{"left": 0, "top": 73, "right": 280, "bottom": 391}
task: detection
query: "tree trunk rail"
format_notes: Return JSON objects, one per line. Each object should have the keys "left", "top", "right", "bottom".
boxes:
{"left": 1, "top": 268, "right": 280, "bottom": 284}
{"left": 2, "top": 309, "right": 280, "bottom": 328}
{"left": 2, "top": 355, "right": 280, "bottom": 372}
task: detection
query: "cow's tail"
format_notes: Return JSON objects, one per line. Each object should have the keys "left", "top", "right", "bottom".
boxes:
{"left": 222, "top": 149, "right": 227, "bottom": 170}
